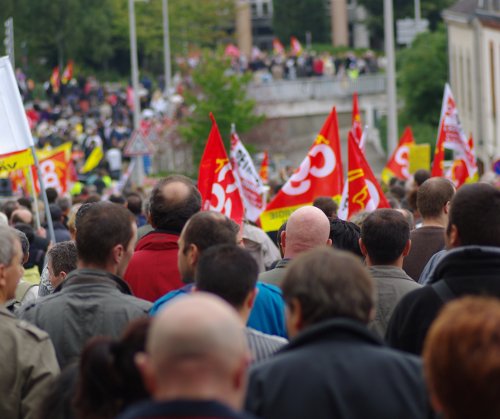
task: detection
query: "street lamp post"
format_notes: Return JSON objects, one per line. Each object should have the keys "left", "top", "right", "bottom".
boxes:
{"left": 162, "top": 0, "right": 172, "bottom": 96}
{"left": 128, "top": 0, "right": 144, "bottom": 185}
{"left": 384, "top": 0, "right": 398, "bottom": 154}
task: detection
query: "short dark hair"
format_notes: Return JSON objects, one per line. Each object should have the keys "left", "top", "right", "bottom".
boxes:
{"left": 17, "top": 197, "right": 32, "bottom": 211}
{"left": 329, "top": 218, "right": 362, "bottom": 257}
{"left": 109, "top": 194, "right": 126, "bottom": 205}
{"left": 56, "top": 197, "right": 71, "bottom": 213}
{"left": 181, "top": 211, "right": 237, "bottom": 254}
{"left": 282, "top": 247, "right": 374, "bottom": 325}
{"left": 13, "top": 223, "right": 35, "bottom": 245}
{"left": 45, "top": 187, "right": 59, "bottom": 204}
{"left": 76, "top": 202, "right": 135, "bottom": 266}
{"left": 417, "top": 177, "right": 455, "bottom": 218}
{"left": 195, "top": 244, "right": 258, "bottom": 309}
{"left": 14, "top": 229, "right": 29, "bottom": 259}
{"left": 313, "top": 196, "right": 338, "bottom": 218}
{"left": 149, "top": 175, "right": 201, "bottom": 232}
{"left": 48, "top": 241, "right": 78, "bottom": 276}
{"left": 126, "top": 193, "right": 143, "bottom": 215}
{"left": 1, "top": 200, "right": 18, "bottom": 220}
{"left": 447, "top": 183, "right": 500, "bottom": 247}
{"left": 75, "top": 203, "right": 96, "bottom": 232}
{"left": 361, "top": 209, "right": 410, "bottom": 264}
{"left": 414, "top": 169, "right": 430, "bottom": 186}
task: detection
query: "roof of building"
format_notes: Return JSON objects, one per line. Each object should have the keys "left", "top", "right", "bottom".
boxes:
{"left": 446, "top": 0, "right": 479, "bottom": 16}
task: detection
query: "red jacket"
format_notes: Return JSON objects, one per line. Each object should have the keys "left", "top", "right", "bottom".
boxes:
{"left": 124, "top": 231, "right": 184, "bottom": 302}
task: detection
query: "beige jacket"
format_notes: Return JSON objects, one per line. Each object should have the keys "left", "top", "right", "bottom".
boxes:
{"left": 0, "top": 305, "right": 59, "bottom": 419}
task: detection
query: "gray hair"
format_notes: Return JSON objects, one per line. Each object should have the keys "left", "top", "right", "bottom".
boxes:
{"left": 0, "top": 225, "right": 20, "bottom": 265}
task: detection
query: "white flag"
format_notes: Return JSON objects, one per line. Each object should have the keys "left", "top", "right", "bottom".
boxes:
{"left": 0, "top": 57, "right": 34, "bottom": 154}
{"left": 229, "top": 131, "right": 267, "bottom": 222}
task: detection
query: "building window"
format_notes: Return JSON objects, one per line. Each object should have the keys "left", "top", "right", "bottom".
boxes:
{"left": 262, "top": 2, "right": 269, "bottom": 16}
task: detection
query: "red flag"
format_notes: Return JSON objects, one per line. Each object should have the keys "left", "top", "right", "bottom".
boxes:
{"left": 61, "top": 60, "right": 73, "bottom": 84}
{"left": 347, "top": 131, "right": 390, "bottom": 218}
{"left": 381, "top": 127, "right": 415, "bottom": 183}
{"left": 290, "top": 36, "right": 303, "bottom": 55}
{"left": 432, "top": 83, "right": 478, "bottom": 183}
{"left": 198, "top": 113, "right": 244, "bottom": 225}
{"left": 50, "top": 67, "right": 60, "bottom": 94}
{"left": 273, "top": 38, "right": 285, "bottom": 55}
{"left": 260, "top": 107, "right": 344, "bottom": 231}
{"left": 259, "top": 151, "right": 269, "bottom": 184}
{"left": 351, "top": 92, "right": 363, "bottom": 145}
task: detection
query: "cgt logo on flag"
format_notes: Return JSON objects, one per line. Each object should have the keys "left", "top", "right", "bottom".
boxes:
{"left": 198, "top": 114, "right": 244, "bottom": 225}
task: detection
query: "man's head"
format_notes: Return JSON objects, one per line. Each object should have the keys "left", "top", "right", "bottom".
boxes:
{"left": 136, "top": 294, "right": 249, "bottom": 410}
{"left": 177, "top": 211, "right": 237, "bottom": 282}
{"left": 195, "top": 244, "right": 259, "bottom": 321}
{"left": 360, "top": 209, "right": 411, "bottom": 266}
{"left": 329, "top": 218, "right": 362, "bottom": 257}
{"left": 10, "top": 208, "right": 33, "bottom": 226}
{"left": 282, "top": 247, "right": 374, "bottom": 338}
{"left": 148, "top": 175, "right": 201, "bottom": 233}
{"left": 313, "top": 196, "right": 338, "bottom": 218}
{"left": 423, "top": 296, "right": 500, "bottom": 419}
{"left": 417, "top": 177, "right": 455, "bottom": 222}
{"left": 45, "top": 187, "right": 58, "bottom": 204}
{"left": 281, "top": 206, "right": 331, "bottom": 258}
{"left": 446, "top": 183, "right": 500, "bottom": 248}
{"left": 49, "top": 204, "right": 63, "bottom": 223}
{"left": 76, "top": 201, "right": 136, "bottom": 277}
{"left": 126, "top": 193, "right": 143, "bottom": 216}
{"left": 0, "top": 225, "right": 24, "bottom": 303}
{"left": 13, "top": 229, "right": 30, "bottom": 264}
{"left": 47, "top": 241, "right": 78, "bottom": 289}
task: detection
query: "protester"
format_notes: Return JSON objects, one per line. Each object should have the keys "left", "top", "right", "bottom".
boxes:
{"left": 124, "top": 175, "right": 201, "bottom": 302}
{"left": 329, "top": 217, "right": 363, "bottom": 257}
{"left": 150, "top": 211, "right": 287, "bottom": 338}
{"left": 195, "top": 244, "right": 287, "bottom": 363}
{"left": 423, "top": 296, "right": 500, "bottom": 419}
{"left": 49, "top": 203, "right": 72, "bottom": 242}
{"left": 259, "top": 206, "right": 331, "bottom": 287}
{"left": 241, "top": 222, "right": 280, "bottom": 272}
{"left": 46, "top": 241, "right": 78, "bottom": 289}
{"left": 403, "top": 177, "right": 455, "bottom": 281}
{"left": 19, "top": 201, "right": 151, "bottom": 368}
{"left": 0, "top": 225, "right": 60, "bottom": 419}
{"left": 119, "top": 294, "right": 255, "bottom": 419}
{"left": 245, "top": 247, "right": 430, "bottom": 419}
{"left": 359, "top": 209, "right": 421, "bottom": 337}
{"left": 387, "top": 183, "right": 500, "bottom": 355}
{"left": 312, "top": 196, "right": 338, "bottom": 218}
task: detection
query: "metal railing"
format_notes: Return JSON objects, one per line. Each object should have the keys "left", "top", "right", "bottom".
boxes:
{"left": 247, "top": 74, "right": 386, "bottom": 103}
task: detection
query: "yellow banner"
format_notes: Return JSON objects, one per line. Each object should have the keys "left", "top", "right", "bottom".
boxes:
{"left": 409, "top": 144, "right": 431, "bottom": 174}
{"left": 0, "top": 149, "right": 34, "bottom": 175}
{"left": 81, "top": 146, "right": 104, "bottom": 174}
{"left": 37, "top": 142, "right": 72, "bottom": 161}
{"left": 260, "top": 204, "right": 307, "bottom": 232}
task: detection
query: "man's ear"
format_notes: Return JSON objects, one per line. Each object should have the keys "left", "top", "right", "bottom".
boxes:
{"left": 444, "top": 200, "right": 451, "bottom": 215}
{"left": 188, "top": 244, "right": 199, "bottom": 269}
{"left": 245, "top": 287, "right": 258, "bottom": 311}
{"left": 359, "top": 238, "right": 368, "bottom": 257}
{"left": 280, "top": 230, "right": 286, "bottom": 253}
{"left": 402, "top": 239, "right": 411, "bottom": 257}
{"left": 135, "top": 352, "right": 157, "bottom": 395}
{"left": 286, "top": 298, "right": 304, "bottom": 337}
{"left": 112, "top": 244, "right": 125, "bottom": 264}
{"left": 446, "top": 224, "right": 460, "bottom": 248}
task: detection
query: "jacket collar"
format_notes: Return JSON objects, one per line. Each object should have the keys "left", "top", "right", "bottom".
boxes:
{"left": 432, "top": 246, "right": 500, "bottom": 283}
{"left": 284, "top": 318, "right": 384, "bottom": 352}
{"left": 55, "top": 268, "right": 133, "bottom": 295}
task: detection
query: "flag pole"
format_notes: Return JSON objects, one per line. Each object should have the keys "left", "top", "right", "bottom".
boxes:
{"left": 30, "top": 145, "right": 56, "bottom": 243}
{"left": 27, "top": 165, "right": 41, "bottom": 231}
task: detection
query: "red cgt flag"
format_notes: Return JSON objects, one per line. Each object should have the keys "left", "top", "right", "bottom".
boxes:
{"left": 198, "top": 113, "right": 244, "bottom": 225}
{"left": 260, "top": 107, "right": 344, "bottom": 231}
{"left": 381, "top": 126, "right": 415, "bottom": 183}
{"left": 272, "top": 38, "right": 285, "bottom": 55}
{"left": 347, "top": 131, "right": 390, "bottom": 218}
{"left": 50, "top": 66, "right": 60, "bottom": 94}
{"left": 61, "top": 60, "right": 74, "bottom": 84}
{"left": 351, "top": 92, "right": 363, "bottom": 146}
{"left": 290, "top": 36, "right": 303, "bottom": 55}
{"left": 259, "top": 150, "right": 269, "bottom": 184}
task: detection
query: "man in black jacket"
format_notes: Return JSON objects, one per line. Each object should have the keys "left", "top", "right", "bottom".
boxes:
{"left": 245, "top": 247, "right": 430, "bottom": 419}
{"left": 386, "top": 183, "right": 500, "bottom": 355}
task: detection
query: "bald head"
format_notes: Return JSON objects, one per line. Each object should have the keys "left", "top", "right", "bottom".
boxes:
{"left": 10, "top": 208, "right": 33, "bottom": 226}
{"left": 139, "top": 294, "right": 249, "bottom": 408}
{"left": 148, "top": 175, "right": 201, "bottom": 232}
{"left": 283, "top": 206, "right": 331, "bottom": 258}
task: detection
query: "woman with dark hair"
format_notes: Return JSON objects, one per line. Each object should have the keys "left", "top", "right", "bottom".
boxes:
{"left": 73, "top": 317, "right": 151, "bottom": 419}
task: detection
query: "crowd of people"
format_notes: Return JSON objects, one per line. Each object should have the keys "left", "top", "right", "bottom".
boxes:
{"left": 2, "top": 168, "right": 500, "bottom": 419}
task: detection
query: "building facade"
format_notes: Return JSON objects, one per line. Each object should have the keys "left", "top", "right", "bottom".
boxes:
{"left": 443, "top": 0, "right": 500, "bottom": 166}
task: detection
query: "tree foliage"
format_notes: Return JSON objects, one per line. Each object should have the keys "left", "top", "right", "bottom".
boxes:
{"left": 178, "top": 52, "right": 264, "bottom": 166}
{"left": 273, "top": 0, "right": 329, "bottom": 44}
{"left": 0, "top": 0, "right": 234, "bottom": 79}
{"left": 398, "top": 26, "right": 448, "bottom": 131}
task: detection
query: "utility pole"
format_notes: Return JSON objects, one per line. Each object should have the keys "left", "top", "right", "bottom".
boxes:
{"left": 162, "top": 0, "right": 172, "bottom": 96}
{"left": 4, "top": 17, "right": 14, "bottom": 68}
{"left": 384, "top": 0, "right": 398, "bottom": 154}
{"left": 128, "top": 0, "right": 144, "bottom": 185}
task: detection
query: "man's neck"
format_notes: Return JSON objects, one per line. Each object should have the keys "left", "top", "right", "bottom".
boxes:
{"left": 366, "top": 256, "right": 404, "bottom": 269}
{"left": 422, "top": 216, "right": 446, "bottom": 228}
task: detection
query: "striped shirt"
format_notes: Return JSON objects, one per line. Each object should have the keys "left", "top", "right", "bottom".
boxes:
{"left": 245, "top": 327, "right": 287, "bottom": 364}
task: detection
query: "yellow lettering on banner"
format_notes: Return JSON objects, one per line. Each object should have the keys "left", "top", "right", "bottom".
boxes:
{"left": 352, "top": 186, "right": 369, "bottom": 209}
{"left": 0, "top": 149, "right": 34, "bottom": 175}
{"left": 348, "top": 168, "right": 364, "bottom": 182}
{"left": 215, "top": 158, "right": 229, "bottom": 174}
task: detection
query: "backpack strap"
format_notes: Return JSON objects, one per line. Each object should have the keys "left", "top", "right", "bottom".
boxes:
{"left": 432, "top": 280, "right": 456, "bottom": 303}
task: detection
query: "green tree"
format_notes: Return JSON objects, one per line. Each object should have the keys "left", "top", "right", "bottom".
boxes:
{"left": 179, "top": 52, "right": 264, "bottom": 166}
{"left": 273, "top": 0, "right": 329, "bottom": 45}
{"left": 398, "top": 26, "right": 448, "bottom": 133}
